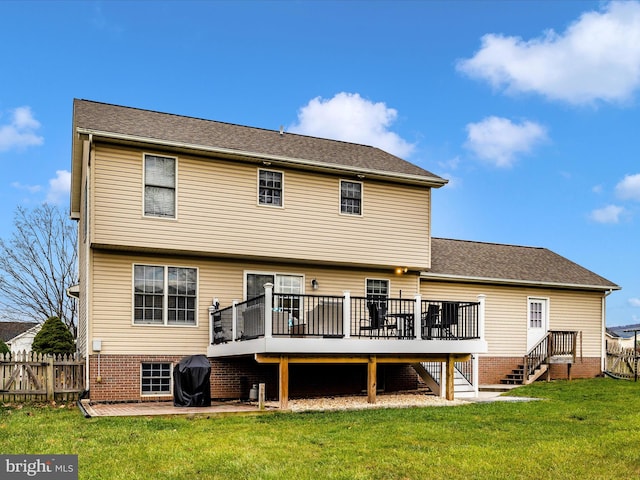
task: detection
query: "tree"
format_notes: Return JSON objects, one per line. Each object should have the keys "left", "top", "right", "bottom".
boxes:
{"left": 31, "top": 316, "right": 75, "bottom": 355}
{"left": 0, "top": 204, "right": 77, "bottom": 333}
{"left": 0, "top": 339, "right": 9, "bottom": 356}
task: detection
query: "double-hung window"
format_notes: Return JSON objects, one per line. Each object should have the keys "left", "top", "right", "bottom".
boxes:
{"left": 258, "top": 169, "right": 283, "bottom": 206}
{"left": 144, "top": 154, "right": 176, "bottom": 218}
{"left": 341, "top": 180, "right": 362, "bottom": 215}
{"left": 366, "top": 278, "right": 389, "bottom": 307}
{"left": 134, "top": 265, "right": 197, "bottom": 325}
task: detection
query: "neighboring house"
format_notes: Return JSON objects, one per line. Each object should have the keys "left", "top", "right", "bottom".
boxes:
{"left": 70, "top": 99, "right": 619, "bottom": 405}
{"left": 606, "top": 326, "right": 637, "bottom": 350}
{"left": 0, "top": 322, "right": 39, "bottom": 353}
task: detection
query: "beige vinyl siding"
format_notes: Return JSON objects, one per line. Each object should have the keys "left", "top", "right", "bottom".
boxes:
{"left": 89, "top": 250, "right": 421, "bottom": 355}
{"left": 421, "top": 281, "right": 604, "bottom": 357}
{"left": 92, "top": 144, "right": 431, "bottom": 269}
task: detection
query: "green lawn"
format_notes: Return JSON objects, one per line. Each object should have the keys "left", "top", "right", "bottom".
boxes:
{"left": 2, "top": 378, "right": 640, "bottom": 479}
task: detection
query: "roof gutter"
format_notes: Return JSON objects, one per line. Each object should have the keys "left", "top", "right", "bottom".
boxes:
{"left": 75, "top": 127, "right": 448, "bottom": 188}
{"left": 420, "top": 271, "right": 621, "bottom": 292}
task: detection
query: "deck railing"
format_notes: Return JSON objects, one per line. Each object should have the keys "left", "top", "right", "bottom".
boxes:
{"left": 420, "top": 300, "right": 480, "bottom": 340}
{"left": 209, "top": 288, "right": 483, "bottom": 344}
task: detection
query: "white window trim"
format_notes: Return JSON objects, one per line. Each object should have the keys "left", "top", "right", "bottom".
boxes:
{"left": 365, "top": 278, "right": 390, "bottom": 297}
{"left": 339, "top": 179, "right": 363, "bottom": 216}
{"left": 142, "top": 152, "right": 179, "bottom": 220}
{"left": 140, "top": 362, "right": 173, "bottom": 397}
{"left": 132, "top": 263, "right": 199, "bottom": 327}
{"left": 244, "top": 270, "right": 305, "bottom": 300}
{"left": 257, "top": 168, "right": 285, "bottom": 208}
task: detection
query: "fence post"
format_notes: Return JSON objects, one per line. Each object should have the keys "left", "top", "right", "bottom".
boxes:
{"left": 46, "top": 355, "right": 55, "bottom": 402}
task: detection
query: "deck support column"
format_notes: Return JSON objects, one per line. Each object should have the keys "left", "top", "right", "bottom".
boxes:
{"left": 445, "top": 354, "right": 455, "bottom": 401}
{"left": 279, "top": 355, "right": 289, "bottom": 410}
{"left": 367, "top": 355, "right": 377, "bottom": 404}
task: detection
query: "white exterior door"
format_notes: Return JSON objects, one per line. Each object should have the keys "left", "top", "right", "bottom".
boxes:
{"left": 527, "top": 297, "right": 549, "bottom": 351}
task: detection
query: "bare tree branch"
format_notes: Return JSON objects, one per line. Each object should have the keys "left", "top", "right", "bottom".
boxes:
{"left": 0, "top": 204, "right": 77, "bottom": 333}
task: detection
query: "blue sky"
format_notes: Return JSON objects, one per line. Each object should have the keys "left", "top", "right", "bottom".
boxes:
{"left": 1, "top": 1, "right": 639, "bottom": 326}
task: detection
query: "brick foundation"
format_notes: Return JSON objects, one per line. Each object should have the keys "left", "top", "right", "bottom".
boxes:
{"left": 478, "top": 356, "right": 602, "bottom": 384}
{"left": 88, "top": 355, "right": 420, "bottom": 402}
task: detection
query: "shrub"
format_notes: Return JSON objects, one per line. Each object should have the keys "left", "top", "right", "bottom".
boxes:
{"left": 32, "top": 316, "right": 75, "bottom": 355}
{"left": 0, "top": 339, "right": 9, "bottom": 356}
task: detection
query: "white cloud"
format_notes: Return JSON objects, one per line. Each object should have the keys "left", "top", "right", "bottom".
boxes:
{"left": 615, "top": 173, "right": 640, "bottom": 201}
{"left": 589, "top": 204, "right": 624, "bottom": 224}
{"left": 289, "top": 92, "right": 415, "bottom": 158}
{"left": 0, "top": 106, "right": 44, "bottom": 152}
{"left": 464, "top": 116, "right": 547, "bottom": 167}
{"left": 457, "top": 1, "right": 640, "bottom": 105}
{"left": 11, "top": 181, "right": 42, "bottom": 194}
{"left": 592, "top": 184, "right": 603, "bottom": 194}
{"left": 46, "top": 170, "right": 71, "bottom": 205}
{"left": 629, "top": 298, "right": 640, "bottom": 307}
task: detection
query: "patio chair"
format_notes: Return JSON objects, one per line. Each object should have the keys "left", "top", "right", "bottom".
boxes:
{"left": 421, "top": 303, "right": 441, "bottom": 339}
{"left": 360, "top": 303, "right": 382, "bottom": 337}
{"left": 360, "top": 302, "right": 397, "bottom": 338}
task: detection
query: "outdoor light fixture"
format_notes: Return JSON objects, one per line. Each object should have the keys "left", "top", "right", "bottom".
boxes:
{"left": 311, "top": 279, "right": 319, "bottom": 290}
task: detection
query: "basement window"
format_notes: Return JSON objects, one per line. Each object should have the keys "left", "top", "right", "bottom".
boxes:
{"left": 141, "top": 362, "right": 172, "bottom": 395}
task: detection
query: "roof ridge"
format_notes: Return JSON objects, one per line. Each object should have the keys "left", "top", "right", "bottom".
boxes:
{"left": 432, "top": 237, "right": 545, "bottom": 250}
{"left": 74, "top": 98, "right": 390, "bottom": 152}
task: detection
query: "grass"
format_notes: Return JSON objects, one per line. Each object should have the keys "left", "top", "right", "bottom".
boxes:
{"left": 2, "top": 378, "right": 640, "bottom": 479}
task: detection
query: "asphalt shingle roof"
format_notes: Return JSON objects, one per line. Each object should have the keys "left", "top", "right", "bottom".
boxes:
{"left": 428, "top": 238, "right": 619, "bottom": 290}
{"left": 0, "top": 322, "right": 38, "bottom": 342}
{"left": 72, "top": 99, "right": 444, "bottom": 183}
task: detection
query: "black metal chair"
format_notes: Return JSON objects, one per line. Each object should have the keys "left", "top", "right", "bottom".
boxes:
{"left": 360, "top": 303, "right": 381, "bottom": 337}
{"left": 421, "top": 303, "right": 441, "bottom": 339}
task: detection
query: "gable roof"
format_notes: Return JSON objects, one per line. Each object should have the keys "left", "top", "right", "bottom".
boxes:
{"left": 425, "top": 238, "right": 619, "bottom": 291}
{"left": 70, "top": 100, "right": 446, "bottom": 215}
{"left": 0, "top": 322, "right": 39, "bottom": 343}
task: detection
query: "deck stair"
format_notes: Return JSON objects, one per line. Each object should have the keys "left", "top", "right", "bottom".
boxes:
{"left": 500, "top": 363, "right": 548, "bottom": 385}
{"left": 413, "top": 360, "right": 476, "bottom": 398}
{"left": 500, "top": 330, "right": 579, "bottom": 385}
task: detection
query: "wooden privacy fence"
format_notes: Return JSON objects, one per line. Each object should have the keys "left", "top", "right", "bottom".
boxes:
{"left": 0, "top": 351, "right": 85, "bottom": 402}
{"left": 605, "top": 343, "right": 638, "bottom": 380}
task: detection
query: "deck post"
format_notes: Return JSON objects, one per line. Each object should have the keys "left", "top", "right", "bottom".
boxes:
{"left": 472, "top": 354, "right": 479, "bottom": 397}
{"left": 231, "top": 300, "right": 238, "bottom": 341}
{"left": 343, "top": 290, "right": 351, "bottom": 339}
{"left": 264, "top": 283, "right": 274, "bottom": 339}
{"left": 414, "top": 294, "right": 421, "bottom": 340}
{"left": 208, "top": 306, "right": 215, "bottom": 345}
{"left": 279, "top": 355, "right": 289, "bottom": 410}
{"left": 477, "top": 294, "right": 486, "bottom": 340}
{"left": 445, "top": 354, "right": 455, "bottom": 401}
{"left": 367, "top": 355, "right": 377, "bottom": 404}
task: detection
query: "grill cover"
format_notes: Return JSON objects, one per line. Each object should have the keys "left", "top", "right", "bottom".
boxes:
{"left": 173, "top": 355, "right": 212, "bottom": 407}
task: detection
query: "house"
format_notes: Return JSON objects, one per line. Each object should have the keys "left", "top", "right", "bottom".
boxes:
{"left": 606, "top": 326, "right": 637, "bottom": 350}
{"left": 0, "top": 321, "right": 40, "bottom": 353}
{"left": 70, "top": 99, "right": 619, "bottom": 405}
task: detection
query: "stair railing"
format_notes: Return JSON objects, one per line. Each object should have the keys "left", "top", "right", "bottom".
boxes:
{"left": 523, "top": 330, "right": 580, "bottom": 380}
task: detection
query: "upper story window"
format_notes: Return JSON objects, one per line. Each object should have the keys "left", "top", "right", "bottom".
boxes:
{"left": 258, "top": 169, "right": 283, "bottom": 207}
{"left": 340, "top": 180, "right": 362, "bottom": 215}
{"left": 144, "top": 154, "right": 176, "bottom": 218}
{"left": 133, "top": 264, "right": 197, "bottom": 326}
